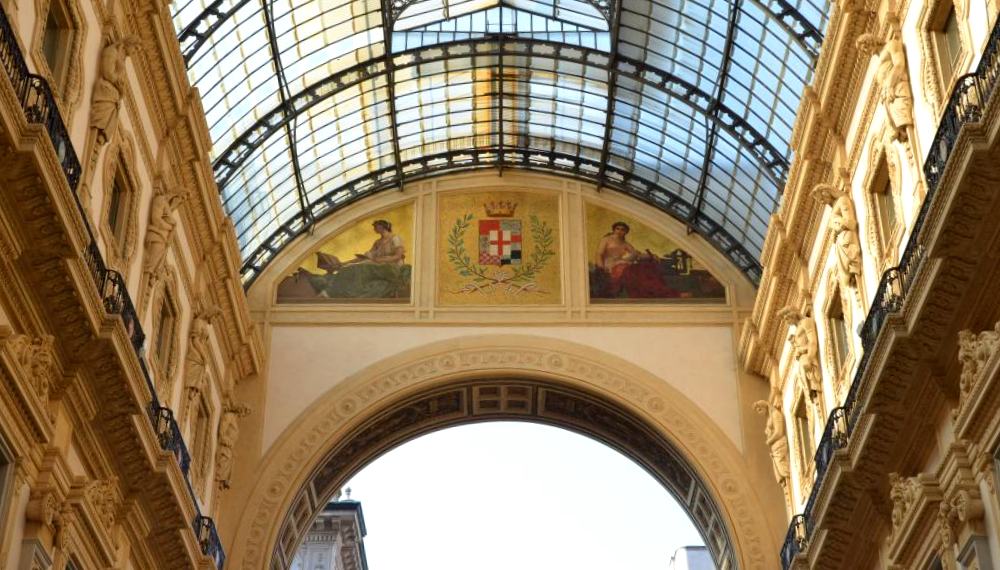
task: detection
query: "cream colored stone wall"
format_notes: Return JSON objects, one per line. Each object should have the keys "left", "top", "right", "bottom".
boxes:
{"left": 263, "top": 325, "right": 745, "bottom": 452}
{"left": 248, "top": 171, "right": 757, "bottom": 455}
{"left": 221, "top": 171, "right": 785, "bottom": 569}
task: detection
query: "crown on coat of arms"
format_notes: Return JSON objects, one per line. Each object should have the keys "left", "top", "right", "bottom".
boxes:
{"left": 483, "top": 200, "right": 517, "bottom": 218}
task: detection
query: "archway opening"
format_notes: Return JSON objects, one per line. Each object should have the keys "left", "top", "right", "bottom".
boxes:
{"left": 268, "top": 379, "right": 738, "bottom": 570}
{"left": 292, "top": 421, "right": 710, "bottom": 570}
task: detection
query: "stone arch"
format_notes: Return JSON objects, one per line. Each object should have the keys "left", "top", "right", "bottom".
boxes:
{"left": 226, "top": 335, "right": 781, "bottom": 570}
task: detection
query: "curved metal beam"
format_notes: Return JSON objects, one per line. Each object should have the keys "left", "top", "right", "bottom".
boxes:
{"left": 239, "top": 146, "right": 763, "bottom": 288}
{"left": 177, "top": 0, "right": 823, "bottom": 68}
{"left": 753, "top": 0, "right": 823, "bottom": 59}
{"left": 596, "top": 0, "right": 623, "bottom": 186}
{"left": 390, "top": 0, "right": 613, "bottom": 26}
{"left": 214, "top": 37, "right": 790, "bottom": 191}
{"left": 178, "top": 0, "right": 255, "bottom": 64}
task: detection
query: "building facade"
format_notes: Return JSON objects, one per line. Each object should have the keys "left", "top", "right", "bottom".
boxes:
{"left": 0, "top": 0, "right": 997, "bottom": 568}
{"left": 289, "top": 500, "right": 367, "bottom": 570}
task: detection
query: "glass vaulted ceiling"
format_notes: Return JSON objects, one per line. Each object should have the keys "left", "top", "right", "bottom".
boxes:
{"left": 172, "top": 0, "right": 828, "bottom": 286}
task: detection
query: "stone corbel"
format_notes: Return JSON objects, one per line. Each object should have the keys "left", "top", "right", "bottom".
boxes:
{"left": 973, "top": 451, "right": 997, "bottom": 495}
{"left": 943, "top": 486, "right": 987, "bottom": 547}
{"left": 0, "top": 328, "right": 58, "bottom": 416}
{"left": 886, "top": 472, "right": 944, "bottom": 566}
{"left": 25, "top": 490, "right": 59, "bottom": 528}
{"left": 954, "top": 322, "right": 1000, "bottom": 420}
{"left": 84, "top": 477, "right": 120, "bottom": 533}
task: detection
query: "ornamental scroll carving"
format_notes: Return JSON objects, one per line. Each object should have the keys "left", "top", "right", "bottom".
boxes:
{"left": 753, "top": 386, "right": 790, "bottom": 488}
{"left": 956, "top": 322, "right": 1000, "bottom": 413}
{"left": 812, "top": 183, "right": 863, "bottom": 291}
{"left": 888, "top": 472, "right": 922, "bottom": 531}
{"left": 1, "top": 327, "right": 58, "bottom": 405}
{"left": 779, "top": 306, "right": 822, "bottom": 398}
{"left": 85, "top": 478, "right": 120, "bottom": 530}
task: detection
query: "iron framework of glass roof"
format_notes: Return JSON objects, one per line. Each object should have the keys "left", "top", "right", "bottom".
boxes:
{"left": 172, "top": 0, "right": 828, "bottom": 288}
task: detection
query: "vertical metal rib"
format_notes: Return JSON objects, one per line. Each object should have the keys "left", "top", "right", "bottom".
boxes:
{"left": 690, "top": 0, "right": 743, "bottom": 224}
{"left": 596, "top": 0, "right": 623, "bottom": 188}
{"left": 262, "top": 0, "right": 311, "bottom": 223}
{"left": 381, "top": 2, "right": 406, "bottom": 189}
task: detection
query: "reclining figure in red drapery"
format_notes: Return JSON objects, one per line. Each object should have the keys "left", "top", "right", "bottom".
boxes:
{"left": 594, "top": 222, "right": 687, "bottom": 299}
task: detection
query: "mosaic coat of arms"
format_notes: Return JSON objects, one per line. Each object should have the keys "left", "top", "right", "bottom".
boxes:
{"left": 440, "top": 193, "right": 559, "bottom": 303}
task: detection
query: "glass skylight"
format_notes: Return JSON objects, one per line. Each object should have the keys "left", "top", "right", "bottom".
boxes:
{"left": 172, "top": 0, "right": 829, "bottom": 286}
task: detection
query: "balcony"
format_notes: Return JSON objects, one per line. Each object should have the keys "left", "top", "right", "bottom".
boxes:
{"left": 0, "top": 6, "right": 224, "bottom": 568}
{"left": 779, "top": 14, "right": 1000, "bottom": 570}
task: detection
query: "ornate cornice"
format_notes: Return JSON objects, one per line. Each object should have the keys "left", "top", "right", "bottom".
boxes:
{"left": 742, "top": 1, "right": 879, "bottom": 376}
{"left": 117, "top": 0, "right": 263, "bottom": 382}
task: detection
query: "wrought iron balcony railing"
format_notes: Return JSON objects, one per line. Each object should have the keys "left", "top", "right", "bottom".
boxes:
{"left": 0, "top": 12, "right": 81, "bottom": 189}
{"left": 780, "top": 514, "right": 808, "bottom": 568}
{"left": 196, "top": 514, "right": 227, "bottom": 570}
{"left": 779, "top": 13, "right": 1000, "bottom": 570}
{"left": 0, "top": 5, "right": 225, "bottom": 567}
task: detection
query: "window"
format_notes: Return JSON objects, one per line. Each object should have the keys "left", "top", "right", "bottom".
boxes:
{"left": 794, "top": 397, "right": 813, "bottom": 473}
{"left": 107, "top": 170, "right": 127, "bottom": 241}
{"left": 41, "top": 0, "right": 72, "bottom": 87}
{"left": 0, "top": 439, "right": 12, "bottom": 541}
{"left": 934, "top": 5, "right": 963, "bottom": 86}
{"left": 191, "top": 397, "right": 213, "bottom": 494}
{"left": 155, "top": 294, "right": 176, "bottom": 373}
{"left": 872, "top": 158, "right": 899, "bottom": 254}
{"left": 827, "top": 289, "right": 850, "bottom": 376}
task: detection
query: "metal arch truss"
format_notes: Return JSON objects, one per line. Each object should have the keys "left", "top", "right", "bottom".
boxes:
{"left": 214, "top": 37, "right": 790, "bottom": 191}
{"left": 239, "top": 146, "right": 763, "bottom": 288}
{"left": 755, "top": 0, "right": 823, "bottom": 59}
{"left": 177, "top": 0, "right": 822, "bottom": 67}
{"left": 388, "top": 0, "right": 615, "bottom": 25}
{"left": 178, "top": 0, "right": 255, "bottom": 64}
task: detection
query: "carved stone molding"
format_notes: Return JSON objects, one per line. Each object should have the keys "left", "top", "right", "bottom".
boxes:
{"left": 147, "top": 266, "right": 181, "bottom": 399}
{"left": 228, "top": 336, "right": 779, "bottom": 570}
{"left": 916, "top": 0, "right": 974, "bottom": 113}
{"left": 0, "top": 330, "right": 57, "bottom": 407}
{"left": 97, "top": 130, "right": 141, "bottom": 271}
{"left": 25, "top": 489, "right": 59, "bottom": 527}
{"left": 29, "top": 0, "right": 86, "bottom": 124}
{"left": 17, "top": 538, "right": 52, "bottom": 570}
{"left": 955, "top": 322, "right": 1000, "bottom": 419}
{"left": 885, "top": 472, "right": 943, "bottom": 567}
{"left": 84, "top": 478, "right": 120, "bottom": 531}
{"left": 862, "top": 130, "right": 904, "bottom": 273}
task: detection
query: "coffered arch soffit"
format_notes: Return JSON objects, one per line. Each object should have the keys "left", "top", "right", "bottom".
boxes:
{"left": 227, "top": 335, "right": 781, "bottom": 570}
{"left": 170, "top": 0, "right": 829, "bottom": 287}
